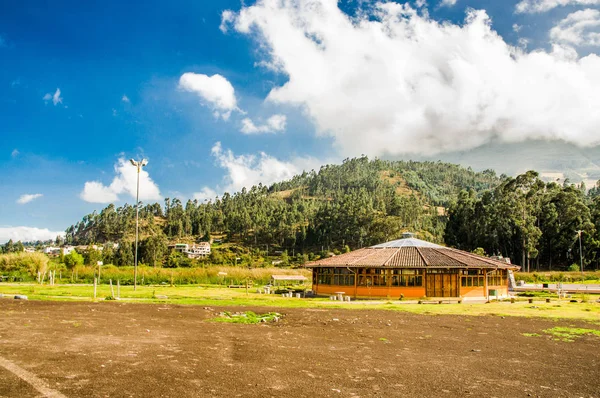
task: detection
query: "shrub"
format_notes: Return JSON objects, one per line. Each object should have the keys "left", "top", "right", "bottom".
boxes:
{"left": 0, "top": 252, "right": 49, "bottom": 277}
{"left": 568, "top": 264, "right": 580, "bottom": 272}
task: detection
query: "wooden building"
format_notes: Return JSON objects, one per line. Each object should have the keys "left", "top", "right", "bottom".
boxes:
{"left": 306, "top": 234, "right": 518, "bottom": 300}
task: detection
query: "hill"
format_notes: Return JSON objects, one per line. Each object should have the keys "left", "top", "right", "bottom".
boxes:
{"left": 63, "top": 157, "right": 500, "bottom": 259}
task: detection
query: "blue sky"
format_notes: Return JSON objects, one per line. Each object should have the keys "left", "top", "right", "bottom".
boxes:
{"left": 2, "top": 0, "right": 600, "bottom": 242}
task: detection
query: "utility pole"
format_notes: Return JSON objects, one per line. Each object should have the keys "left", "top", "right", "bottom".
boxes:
{"left": 130, "top": 159, "right": 148, "bottom": 291}
{"left": 576, "top": 230, "right": 584, "bottom": 276}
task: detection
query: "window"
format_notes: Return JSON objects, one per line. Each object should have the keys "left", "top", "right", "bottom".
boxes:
{"left": 390, "top": 269, "right": 423, "bottom": 287}
{"left": 316, "top": 268, "right": 355, "bottom": 286}
{"left": 460, "top": 269, "right": 507, "bottom": 287}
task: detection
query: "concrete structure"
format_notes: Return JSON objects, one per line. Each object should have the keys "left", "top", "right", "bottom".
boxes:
{"left": 169, "top": 242, "right": 211, "bottom": 259}
{"left": 306, "top": 234, "right": 518, "bottom": 300}
{"left": 186, "top": 242, "right": 211, "bottom": 259}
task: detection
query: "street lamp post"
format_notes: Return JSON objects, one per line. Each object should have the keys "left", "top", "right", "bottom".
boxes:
{"left": 576, "top": 230, "right": 584, "bottom": 277}
{"left": 130, "top": 158, "right": 148, "bottom": 291}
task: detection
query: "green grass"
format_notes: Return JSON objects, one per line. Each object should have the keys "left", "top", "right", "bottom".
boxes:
{"left": 0, "top": 283, "right": 599, "bottom": 321}
{"left": 542, "top": 327, "right": 600, "bottom": 342}
{"left": 211, "top": 311, "right": 281, "bottom": 324}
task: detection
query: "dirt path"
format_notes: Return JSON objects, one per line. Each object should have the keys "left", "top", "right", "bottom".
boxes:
{"left": 0, "top": 301, "right": 598, "bottom": 397}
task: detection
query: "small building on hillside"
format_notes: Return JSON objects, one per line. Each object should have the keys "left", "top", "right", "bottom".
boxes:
{"left": 43, "top": 247, "right": 61, "bottom": 256}
{"left": 305, "top": 234, "right": 518, "bottom": 300}
{"left": 186, "top": 242, "right": 211, "bottom": 259}
{"left": 169, "top": 242, "right": 211, "bottom": 259}
{"left": 170, "top": 243, "right": 189, "bottom": 253}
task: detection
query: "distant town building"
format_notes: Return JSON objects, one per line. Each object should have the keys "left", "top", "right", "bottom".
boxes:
{"left": 43, "top": 247, "right": 61, "bottom": 256}
{"left": 169, "top": 242, "right": 211, "bottom": 259}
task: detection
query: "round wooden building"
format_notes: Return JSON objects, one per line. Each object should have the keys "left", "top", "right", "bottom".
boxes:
{"left": 306, "top": 234, "right": 518, "bottom": 300}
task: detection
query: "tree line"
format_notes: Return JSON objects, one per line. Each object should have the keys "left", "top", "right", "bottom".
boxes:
{"left": 446, "top": 171, "right": 600, "bottom": 271}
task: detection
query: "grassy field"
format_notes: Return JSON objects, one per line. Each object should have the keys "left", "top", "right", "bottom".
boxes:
{"left": 1, "top": 283, "right": 599, "bottom": 321}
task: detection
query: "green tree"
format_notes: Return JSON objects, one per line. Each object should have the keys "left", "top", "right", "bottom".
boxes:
{"left": 140, "top": 234, "right": 168, "bottom": 267}
{"left": 114, "top": 241, "right": 134, "bottom": 266}
{"left": 64, "top": 250, "right": 84, "bottom": 269}
{"left": 85, "top": 246, "right": 102, "bottom": 266}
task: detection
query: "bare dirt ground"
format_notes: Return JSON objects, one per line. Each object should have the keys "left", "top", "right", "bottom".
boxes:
{"left": 0, "top": 301, "right": 598, "bottom": 398}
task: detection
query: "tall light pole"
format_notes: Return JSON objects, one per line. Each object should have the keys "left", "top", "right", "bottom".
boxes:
{"left": 130, "top": 158, "right": 148, "bottom": 291}
{"left": 576, "top": 230, "right": 584, "bottom": 276}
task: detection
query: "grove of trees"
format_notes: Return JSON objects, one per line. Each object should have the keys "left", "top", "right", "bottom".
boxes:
{"left": 446, "top": 171, "right": 599, "bottom": 271}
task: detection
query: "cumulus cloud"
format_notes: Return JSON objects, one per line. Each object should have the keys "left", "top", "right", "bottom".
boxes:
{"left": 224, "top": 1, "right": 600, "bottom": 156}
{"left": 122, "top": 94, "right": 130, "bottom": 103}
{"left": 440, "top": 0, "right": 457, "bottom": 7}
{"left": 240, "top": 114, "right": 287, "bottom": 134}
{"left": 179, "top": 73, "right": 239, "bottom": 120}
{"left": 550, "top": 9, "right": 600, "bottom": 46}
{"left": 17, "top": 193, "right": 43, "bottom": 204}
{"left": 80, "top": 158, "right": 162, "bottom": 203}
{"left": 43, "top": 88, "right": 62, "bottom": 106}
{"left": 194, "top": 142, "right": 321, "bottom": 197}
{"left": 0, "top": 227, "right": 64, "bottom": 244}
{"left": 516, "top": 0, "right": 600, "bottom": 13}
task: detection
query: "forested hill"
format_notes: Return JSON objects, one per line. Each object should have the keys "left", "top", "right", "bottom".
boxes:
{"left": 64, "top": 157, "right": 500, "bottom": 251}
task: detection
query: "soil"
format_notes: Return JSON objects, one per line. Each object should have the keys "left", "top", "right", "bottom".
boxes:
{"left": 0, "top": 300, "right": 598, "bottom": 398}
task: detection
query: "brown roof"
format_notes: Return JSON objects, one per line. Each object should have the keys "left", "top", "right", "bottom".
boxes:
{"left": 306, "top": 238, "right": 518, "bottom": 270}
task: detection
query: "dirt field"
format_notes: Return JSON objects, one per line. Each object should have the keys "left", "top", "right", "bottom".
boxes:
{"left": 0, "top": 301, "right": 598, "bottom": 398}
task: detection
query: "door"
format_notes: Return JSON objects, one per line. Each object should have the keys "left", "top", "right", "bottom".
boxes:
{"left": 426, "top": 272, "right": 459, "bottom": 297}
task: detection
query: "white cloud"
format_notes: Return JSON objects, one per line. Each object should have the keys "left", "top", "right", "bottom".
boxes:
{"left": 11, "top": 149, "right": 19, "bottom": 158}
{"left": 43, "top": 88, "right": 62, "bottom": 105}
{"left": 17, "top": 193, "right": 43, "bottom": 204}
{"left": 226, "top": 1, "right": 600, "bottom": 156}
{"left": 193, "top": 187, "right": 219, "bottom": 202}
{"left": 193, "top": 142, "right": 321, "bottom": 197}
{"left": 178, "top": 73, "right": 238, "bottom": 120}
{"left": 80, "top": 158, "right": 162, "bottom": 204}
{"left": 550, "top": 9, "right": 600, "bottom": 46}
{"left": 122, "top": 95, "right": 130, "bottom": 103}
{"left": 112, "top": 108, "right": 118, "bottom": 116}
{"left": 440, "top": 0, "right": 457, "bottom": 7}
{"left": 220, "top": 10, "right": 236, "bottom": 33}
{"left": 0, "top": 227, "right": 64, "bottom": 244}
{"left": 513, "top": 23, "right": 522, "bottom": 33}
{"left": 240, "top": 114, "right": 287, "bottom": 134}
{"left": 516, "top": 0, "right": 600, "bottom": 13}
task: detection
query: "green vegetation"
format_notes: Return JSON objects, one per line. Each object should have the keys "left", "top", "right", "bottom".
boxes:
{"left": 514, "top": 271, "right": 600, "bottom": 283}
{"left": 7, "top": 158, "right": 600, "bottom": 273}
{"left": 73, "top": 265, "right": 307, "bottom": 285}
{"left": 212, "top": 311, "right": 282, "bottom": 324}
{"left": 63, "top": 250, "right": 84, "bottom": 269}
{"left": 447, "top": 171, "right": 600, "bottom": 270}
{"left": 62, "top": 158, "right": 501, "bottom": 264}
{"left": 542, "top": 326, "right": 600, "bottom": 342}
{"left": 0, "top": 252, "right": 49, "bottom": 279}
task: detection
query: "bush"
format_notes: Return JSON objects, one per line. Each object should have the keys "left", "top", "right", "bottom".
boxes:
{"left": 0, "top": 252, "right": 49, "bottom": 277}
{"left": 568, "top": 263, "right": 580, "bottom": 272}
